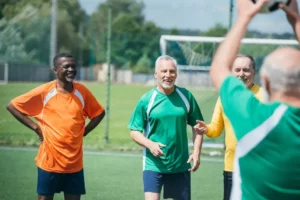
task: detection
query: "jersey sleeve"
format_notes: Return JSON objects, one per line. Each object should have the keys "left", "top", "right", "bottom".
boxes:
{"left": 128, "top": 98, "right": 147, "bottom": 133}
{"left": 83, "top": 88, "right": 105, "bottom": 119}
{"left": 10, "top": 85, "right": 45, "bottom": 116}
{"left": 219, "top": 76, "right": 273, "bottom": 141}
{"left": 187, "top": 92, "right": 204, "bottom": 126}
{"left": 206, "top": 97, "right": 224, "bottom": 138}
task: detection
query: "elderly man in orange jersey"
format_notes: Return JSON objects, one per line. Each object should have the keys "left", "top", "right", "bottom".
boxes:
{"left": 6, "top": 52, "right": 105, "bottom": 200}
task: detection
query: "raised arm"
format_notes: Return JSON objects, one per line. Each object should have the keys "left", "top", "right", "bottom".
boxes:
{"left": 210, "top": 0, "right": 267, "bottom": 90}
{"left": 280, "top": 0, "right": 300, "bottom": 43}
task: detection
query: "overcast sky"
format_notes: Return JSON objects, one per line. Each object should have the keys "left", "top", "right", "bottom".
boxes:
{"left": 78, "top": 0, "right": 296, "bottom": 34}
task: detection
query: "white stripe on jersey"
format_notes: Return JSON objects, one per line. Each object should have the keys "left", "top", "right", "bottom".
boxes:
{"left": 231, "top": 104, "right": 288, "bottom": 200}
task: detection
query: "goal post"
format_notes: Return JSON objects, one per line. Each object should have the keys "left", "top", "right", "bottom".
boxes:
{"left": 160, "top": 35, "right": 299, "bottom": 65}
{"left": 160, "top": 35, "right": 299, "bottom": 87}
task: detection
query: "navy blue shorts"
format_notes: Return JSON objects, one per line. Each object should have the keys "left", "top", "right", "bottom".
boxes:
{"left": 143, "top": 170, "right": 191, "bottom": 200}
{"left": 37, "top": 167, "right": 86, "bottom": 196}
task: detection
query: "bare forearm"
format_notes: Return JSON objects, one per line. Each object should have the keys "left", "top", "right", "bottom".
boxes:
{"left": 84, "top": 111, "right": 105, "bottom": 136}
{"left": 284, "top": 0, "right": 300, "bottom": 44}
{"left": 192, "top": 130, "right": 203, "bottom": 156}
{"left": 210, "top": 17, "right": 250, "bottom": 90}
{"left": 130, "top": 130, "right": 152, "bottom": 149}
{"left": 6, "top": 102, "right": 38, "bottom": 131}
{"left": 292, "top": 20, "right": 300, "bottom": 43}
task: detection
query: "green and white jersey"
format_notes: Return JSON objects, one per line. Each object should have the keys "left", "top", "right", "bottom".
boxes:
{"left": 220, "top": 76, "right": 300, "bottom": 200}
{"left": 128, "top": 86, "right": 203, "bottom": 173}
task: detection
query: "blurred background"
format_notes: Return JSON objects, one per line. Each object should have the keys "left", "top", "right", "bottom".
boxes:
{"left": 0, "top": 0, "right": 299, "bottom": 199}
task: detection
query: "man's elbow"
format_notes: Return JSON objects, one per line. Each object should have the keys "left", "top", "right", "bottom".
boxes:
{"left": 206, "top": 127, "right": 223, "bottom": 138}
{"left": 101, "top": 110, "right": 106, "bottom": 118}
{"left": 130, "top": 131, "right": 135, "bottom": 139}
{"left": 6, "top": 102, "right": 14, "bottom": 113}
{"left": 130, "top": 131, "right": 139, "bottom": 140}
{"left": 97, "top": 110, "right": 106, "bottom": 120}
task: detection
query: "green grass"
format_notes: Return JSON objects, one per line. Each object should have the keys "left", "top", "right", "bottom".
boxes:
{"left": 0, "top": 147, "right": 223, "bottom": 200}
{"left": 0, "top": 83, "right": 223, "bottom": 149}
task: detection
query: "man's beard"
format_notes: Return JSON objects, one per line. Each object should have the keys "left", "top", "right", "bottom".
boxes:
{"left": 158, "top": 80, "right": 174, "bottom": 89}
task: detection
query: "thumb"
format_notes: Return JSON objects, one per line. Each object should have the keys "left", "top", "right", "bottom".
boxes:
{"left": 279, "top": 3, "right": 298, "bottom": 16}
{"left": 158, "top": 143, "right": 166, "bottom": 147}
{"left": 279, "top": 3, "right": 291, "bottom": 12}
{"left": 196, "top": 120, "right": 206, "bottom": 127}
{"left": 187, "top": 154, "right": 193, "bottom": 163}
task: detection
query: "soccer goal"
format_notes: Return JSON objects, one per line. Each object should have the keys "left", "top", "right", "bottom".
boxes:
{"left": 0, "top": 63, "right": 9, "bottom": 85}
{"left": 160, "top": 35, "right": 299, "bottom": 87}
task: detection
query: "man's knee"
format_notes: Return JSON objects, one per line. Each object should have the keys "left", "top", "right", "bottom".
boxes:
{"left": 145, "top": 192, "right": 160, "bottom": 200}
{"left": 38, "top": 195, "right": 54, "bottom": 200}
{"left": 64, "top": 194, "right": 81, "bottom": 200}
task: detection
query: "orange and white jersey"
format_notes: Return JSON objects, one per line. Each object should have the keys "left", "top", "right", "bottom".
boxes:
{"left": 11, "top": 80, "right": 104, "bottom": 173}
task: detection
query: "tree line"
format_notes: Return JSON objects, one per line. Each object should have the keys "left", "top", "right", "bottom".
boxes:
{"left": 0, "top": 0, "right": 296, "bottom": 73}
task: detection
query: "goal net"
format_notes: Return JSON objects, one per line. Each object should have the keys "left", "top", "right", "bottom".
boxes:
{"left": 160, "top": 35, "right": 299, "bottom": 87}
{"left": 0, "top": 63, "right": 8, "bottom": 85}
{"left": 160, "top": 35, "right": 299, "bottom": 147}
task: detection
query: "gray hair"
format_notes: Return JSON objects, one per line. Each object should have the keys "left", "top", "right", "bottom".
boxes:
{"left": 260, "top": 56, "right": 300, "bottom": 93}
{"left": 236, "top": 54, "right": 256, "bottom": 71}
{"left": 155, "top": 55, "right": 177, "bottom": 72}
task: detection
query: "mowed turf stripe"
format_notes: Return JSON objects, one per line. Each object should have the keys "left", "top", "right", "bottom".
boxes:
{"left": 0, "top": 146, "right": 224, "bottom": 162}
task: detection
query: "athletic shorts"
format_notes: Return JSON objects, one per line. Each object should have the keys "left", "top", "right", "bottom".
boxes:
{"left": 223, "top": 171, "right": 233, "bottom": 200}
{"left": 143, "top": 170, "right": 191, "bottom": 200}
{"left": 37, "top": 167, "right": 86, "bottom": 196}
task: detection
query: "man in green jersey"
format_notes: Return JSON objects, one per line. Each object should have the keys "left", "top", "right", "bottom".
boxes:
{"left": 128, "top": 55, "right": 205, "bottom": 200}
{"left": 207, "top": 0, "right": 300, "bottom": 199}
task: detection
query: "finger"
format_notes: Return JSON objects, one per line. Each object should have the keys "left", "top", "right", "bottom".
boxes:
{"left": 192, "top": 163, "right": 200, "bottom": 172}
{"left": 190, "top": 163, "right": 197, "bottom": 172}
{"left": 196, "top": 120, "right": 206, "bottom": 127}
{"left": 280, "top": 3, "right": 293, "bottom": 13}
{"left": 198, "top": 127, "right": 206, "bottom": 131}
{"left": 187, "top": 155, "right": 193, "bottom": 163}
{"left": 280, "top": 3, "right": 299, "bottom": 17}
{"left": 153, "top": 151, "right": 159, "bottom": 157}
{"left": 158, "top": 143, "right": 166, "bottom": 147}
{"left": 281, "top": 0, "right": 299, "bottom": 12}
{"left": 196, "top": 120, "right": 203, "bottom": 124}
{"left": 157, "top": 148, "right": 164, "bottom": 156}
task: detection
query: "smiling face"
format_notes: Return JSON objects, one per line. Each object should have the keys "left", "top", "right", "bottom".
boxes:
{"left": 54, "top": 57, "right": 77, "bottom": 83}
{"left": 154, "top": 59, "right": 177, "bottom": 94}
{"left": 232, "top": 56, "right": 255, "bottom": 88}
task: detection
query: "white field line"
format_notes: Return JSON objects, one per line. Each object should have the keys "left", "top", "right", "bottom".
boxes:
{"left": 0, "top": 146, "right": 224, "bottom": 163}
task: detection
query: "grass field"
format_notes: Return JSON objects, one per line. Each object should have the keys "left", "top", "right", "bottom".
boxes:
{"left": 0, "top": 147, "right": 223, "bottom": 200}
{"left": 0, "top": 82, "right": 223, "bottom": 150}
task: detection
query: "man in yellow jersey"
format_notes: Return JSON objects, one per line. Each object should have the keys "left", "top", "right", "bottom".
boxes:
{"left": 197, "top": 54, "right": 262, "bottom": 200}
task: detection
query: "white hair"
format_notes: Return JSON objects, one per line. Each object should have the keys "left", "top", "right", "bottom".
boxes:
{"left": 260, "top": 56, "right": 300, "bottom": 93}
{"left": 155, "top": 55, "right": 177, "bottom": 72}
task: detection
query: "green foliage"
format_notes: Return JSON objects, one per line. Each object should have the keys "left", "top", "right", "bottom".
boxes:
{"left": 89, "top": 0, "right": 160, "bottom": 69}
{"left": 200, "top": 23, "right": 228, "bottom": 37}
{"left": 1, "top": 0, "right": 88, "bottom": 66}
{"left": 133, "top": 54, "right": 152, "bottom": 73}
{"left": 0, "top": 5, "right": 43, "bottom": 63}
{"left": 0, "top": 20, "right": 36, "bottom": 63}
